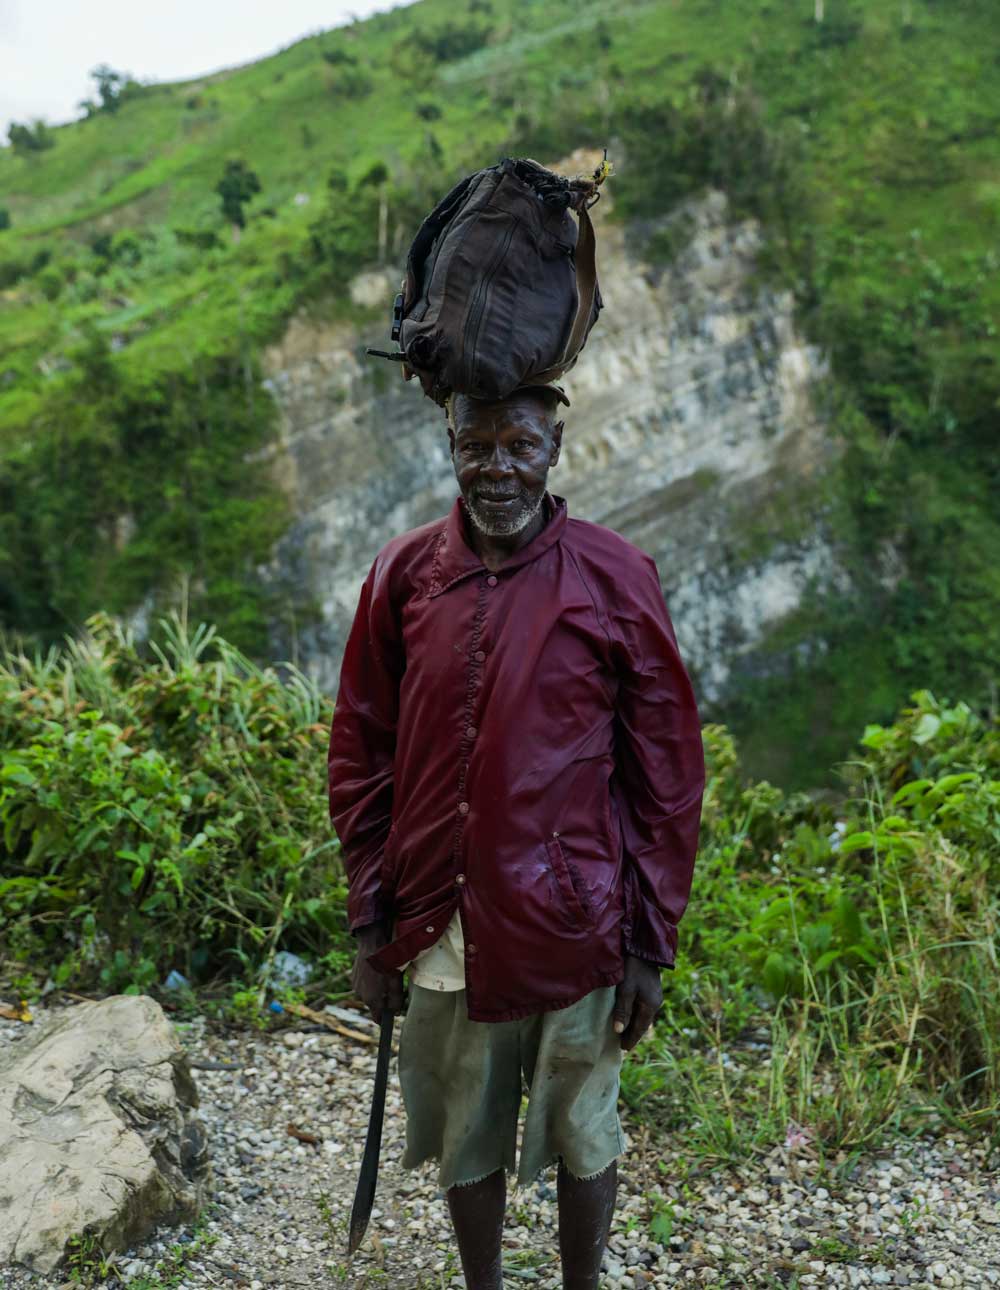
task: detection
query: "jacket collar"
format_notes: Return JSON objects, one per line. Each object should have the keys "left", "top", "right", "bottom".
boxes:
{"left": 427, "top": 492, "right": 568, "bottom": 598}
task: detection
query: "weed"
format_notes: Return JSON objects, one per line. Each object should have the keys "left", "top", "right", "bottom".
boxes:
{"left": 65, "top": 1233, "right": 118, "bottom": 1287}
{"left": 811, "top": 1236, "right": 857, "bottom": 1263}
{"left": 124, "top": 1215, "right": 218, "bottom": 1289}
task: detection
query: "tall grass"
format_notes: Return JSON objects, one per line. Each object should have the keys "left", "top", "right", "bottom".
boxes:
{"left": 622, "top": 698, "right": 1000, "bottom": 1154}
{"left": 0, "top": 610, "right": 346, "bottom": 995}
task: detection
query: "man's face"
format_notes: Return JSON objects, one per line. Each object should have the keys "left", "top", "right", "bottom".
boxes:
{"left": 449, "top": 392, "right": 563, "bottom": 538}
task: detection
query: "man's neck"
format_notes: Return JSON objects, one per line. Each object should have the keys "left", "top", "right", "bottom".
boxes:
{"left": 463, "top": 495, "right": 550, "bottom": 572}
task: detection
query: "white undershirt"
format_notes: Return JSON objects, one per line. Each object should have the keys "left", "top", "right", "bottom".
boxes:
{"left": 400, "top": 909, "right": 466, "bottom": 991}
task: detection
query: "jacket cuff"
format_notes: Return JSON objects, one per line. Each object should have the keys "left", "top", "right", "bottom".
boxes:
{"left": 623, "top": 937, "right": 676, "bottom": 969}
{"left": 347, "top": 888, "right": 387, "bottom": 934}
{"left": 351, "top": 918, "right": 386, "bottom": 938}
{"left": 623, "top": 870, "right": 679, "bottom": 968}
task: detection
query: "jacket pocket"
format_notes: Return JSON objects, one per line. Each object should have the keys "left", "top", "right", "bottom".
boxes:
{"left": 545, "top": 838, "right": 596, "bottom": 929}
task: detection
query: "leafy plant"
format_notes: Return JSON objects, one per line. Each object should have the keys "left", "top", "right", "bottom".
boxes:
{"left": 626, "top": 692, "right": 1000, "bottom": 1158}
{"left": 215, "top": 159, "right": 262, "bottom": 234}
{"left": 0, "top": 609, "right": 347, "bottom": 993}
{"left": 7, "top": 119, "right": 55, "bottom": 156}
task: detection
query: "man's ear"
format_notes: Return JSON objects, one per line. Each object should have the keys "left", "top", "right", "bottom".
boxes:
{"left": 549, "top": 419, "right": 564, "bottom": 467}
{"left": 447, "top": 426, "right": 456, "bottom": 456}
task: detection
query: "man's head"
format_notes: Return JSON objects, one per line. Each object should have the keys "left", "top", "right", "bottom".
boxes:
{"left": 447, "top": 387, "right": 565, "bottom": 538}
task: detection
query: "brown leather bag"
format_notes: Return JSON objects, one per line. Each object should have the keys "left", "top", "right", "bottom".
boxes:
{"left": 367, "top": 156, "right": 608, "bottom": 407}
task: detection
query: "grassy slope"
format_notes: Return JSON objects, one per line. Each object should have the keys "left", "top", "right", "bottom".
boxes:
{"left": 1, "top": 0, "right": 998, "bottom": 784}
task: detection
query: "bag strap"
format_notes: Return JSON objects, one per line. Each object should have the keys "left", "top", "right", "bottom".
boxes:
{"left": 531, "top": 201, "right": 598, "bottom": 386}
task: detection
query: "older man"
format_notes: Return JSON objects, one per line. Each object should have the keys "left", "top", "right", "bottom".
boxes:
{"left": 328, "top": 385, "right": 705, "bottom": 1290}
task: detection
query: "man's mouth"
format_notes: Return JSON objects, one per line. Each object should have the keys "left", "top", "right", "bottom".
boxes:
{"left": 475, "top": 491, "right": 520, "bottom": 508}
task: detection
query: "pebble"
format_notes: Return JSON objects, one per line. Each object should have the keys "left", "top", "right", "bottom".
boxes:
{"left": 2, "top": 1008, "right": 998, "bottom": 1288}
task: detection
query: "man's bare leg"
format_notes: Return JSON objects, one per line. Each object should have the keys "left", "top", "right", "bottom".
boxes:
{"left": 446, "top": 1168, "right": 506, "bottom": 1290}
{"left": 557, "top": 1160, "right": 617, "bottom": 1290}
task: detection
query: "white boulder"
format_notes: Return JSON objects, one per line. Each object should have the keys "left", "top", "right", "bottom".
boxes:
{"left": 0, "top": 994, "right": 210, "bottom": 1272}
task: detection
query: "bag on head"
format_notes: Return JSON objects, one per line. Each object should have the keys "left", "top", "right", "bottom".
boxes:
{"left": 367, "top": 155, "right": 610, "bottom": 407}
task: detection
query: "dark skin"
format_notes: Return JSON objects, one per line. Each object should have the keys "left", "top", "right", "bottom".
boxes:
{"left": 352, "top": 389, "right": 663, "bottom": 1289}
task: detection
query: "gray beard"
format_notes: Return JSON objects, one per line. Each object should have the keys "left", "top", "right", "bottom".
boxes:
{"left": 466, "top": 489, "right": 545, "bottom": 538}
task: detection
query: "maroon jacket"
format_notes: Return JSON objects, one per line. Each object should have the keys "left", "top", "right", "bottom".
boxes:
{"left": 328, "top": 493, "right": 705, "bottom": 1022}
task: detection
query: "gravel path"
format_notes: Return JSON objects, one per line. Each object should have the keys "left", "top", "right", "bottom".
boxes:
{"left": 3, "top": 1006, "right": 999, "bottom": 1289}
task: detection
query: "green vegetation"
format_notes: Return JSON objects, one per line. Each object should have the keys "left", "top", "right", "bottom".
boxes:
{"left": 0, "top": 0, "right": 998, "bottom": 779}
{"left": 0, "top": 610, "right": 346, "bottom": 996}
{"left": 2, "top": 613, "right": 997, "bottom": 1151}
{"left": 78, "top": 65, "right": 145, "bottom": 120}
{"left": 215, "top": 158, "right": 262, "bottom": 236}
{"left": 621, "top": 688, "right": 1000, "bottom": 1154}
{"left": 6, "top": 120, "right": 55, "bottom": 157}
{"left": 65, "top": 1210, "right": 218, "bottom": 1287}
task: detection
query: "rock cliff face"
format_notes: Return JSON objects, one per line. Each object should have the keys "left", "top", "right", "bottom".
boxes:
{"left": 259, "top": 182, "right": 843, "bottom": 708}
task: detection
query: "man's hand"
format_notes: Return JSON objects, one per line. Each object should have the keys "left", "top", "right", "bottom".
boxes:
{"left": 612, "top": 955, "right": 663, "bottom": 1051}
{"left": 352, "top": 922, "right": 405, "bottom": 1022}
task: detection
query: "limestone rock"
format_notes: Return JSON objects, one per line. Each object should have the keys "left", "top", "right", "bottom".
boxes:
{"left": 0, "top": 994, "right": 210, "bottom": 1272}
{"left": 256, "top": 179, "right": 841, "bottom": 708}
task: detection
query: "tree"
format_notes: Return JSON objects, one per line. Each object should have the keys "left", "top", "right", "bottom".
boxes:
{"left": 0, "top": 209, "right": 10, "bottom": 231}
{"left": 90, "top": 65, "right": 125, "bottom": 113}
{"left": 815, "top": 0, "right": 825, "bottom": 20}
{"left": 215, "top": 160, "right": 262, "bottom": 243}
{"left": 413, "top": 19, "right": 491, "bottom": 61}
{"left": 7, "top": 120, "right": 55, "bottom": 156}
{"left": 358, "top": 160, "right": 390, "bottom": 263}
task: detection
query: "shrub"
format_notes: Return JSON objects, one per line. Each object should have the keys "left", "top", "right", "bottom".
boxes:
{"left": 0, "top": 347, "right": 293, "bottom": 654}
{"left": 0, "top": 256, "right": 25, "bottom": 289}
{"left": 325, "top": 65, "right": 374, "bottom": 100}
{"left": 628, "top": 691, "right": 1000, "bottom": 1152}
{"left": 321, "top": 47, "right": 356, "bottom": 66}
{"left": 0, "top": 612, "right": 346, "bottom": 994}
{"left": 414, "top": 19, "right": 491, "bottom": 62}
{"left": 174, "top": 227, "right": 221, "bottom": 251}
{"left": 36, "top": 265, "right": 64, "bottom": 301}
{"left": 7, "top": 119, "right": 55, "bottom": 156}
{"left": 215, "top": 159, "right": 262, "bottom": 232}
{"left": 614, "top": 68, "right": 806, "bottom": 227}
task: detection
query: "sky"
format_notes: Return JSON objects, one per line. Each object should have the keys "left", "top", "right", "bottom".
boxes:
{"left": 0, "top": 0, "right": 416, "bottom": 129}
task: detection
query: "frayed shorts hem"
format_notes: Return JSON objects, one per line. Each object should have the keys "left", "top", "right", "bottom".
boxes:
{"left": 402, "top": 1149, "right": 515, "bottom": 1192}
{"left": 402, "top": 1145, "right": 624, "bottom": 1193}
{"left": 514, "top": 1137, "right": 625, "bottom": 1191}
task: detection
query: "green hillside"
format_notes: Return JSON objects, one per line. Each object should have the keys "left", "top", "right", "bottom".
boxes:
{"left": 1, "top": 0, "right": 998, "bottom": 785}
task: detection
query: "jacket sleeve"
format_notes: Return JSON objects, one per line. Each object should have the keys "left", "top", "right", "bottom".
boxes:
{"left": 610, "top": 554, "right": 705, "bottom": 968}
{"left": 327, "top": 557, "right": 403, "bottom": 933}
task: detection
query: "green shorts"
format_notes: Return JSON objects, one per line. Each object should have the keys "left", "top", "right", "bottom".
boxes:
{"left": 397, "top": 984, "right": 626, "bottom": 1190}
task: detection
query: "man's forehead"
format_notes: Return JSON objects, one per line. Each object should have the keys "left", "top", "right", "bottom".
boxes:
{"left": 452, "top": 393, "right": 553, "bottom": 433}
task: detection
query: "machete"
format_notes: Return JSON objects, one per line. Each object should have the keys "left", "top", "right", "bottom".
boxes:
{"left": 346, "top": 1008, "right": 396, "bottom": 1256}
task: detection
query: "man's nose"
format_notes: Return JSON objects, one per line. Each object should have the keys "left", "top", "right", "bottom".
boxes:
{"left": 481, "top": 444, "right": 513, "bottom": 476}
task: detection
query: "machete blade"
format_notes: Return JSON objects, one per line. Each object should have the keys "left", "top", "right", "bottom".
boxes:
{"left": 346, "top": 1008, "right": 395, "bottom": 1257}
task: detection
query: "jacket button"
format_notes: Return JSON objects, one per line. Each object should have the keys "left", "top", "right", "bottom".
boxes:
{"left": 474, "top": 650, "right": 486, "bottom": 663}
{"left": 486, "top": 575, "right": 498, "bottom": 586}
{"left": 455, "top": 874, "right": 466, "bottom": 886}
{"left": 425, "top": 925, "right": 435, "bottom": 934}
{"left": 466, "top": 943, "right": 478, "bottom": 955}
{"left": 458, "top": 801, "right": 470, "bottom": 815}
{"left": 466, "top": 726, "right": 477, "bottom": 739}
